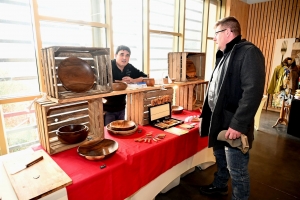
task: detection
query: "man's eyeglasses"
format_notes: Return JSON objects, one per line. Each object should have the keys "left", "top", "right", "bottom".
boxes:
{"left": 215, "top": 29, "right": 227, "bottom": 36}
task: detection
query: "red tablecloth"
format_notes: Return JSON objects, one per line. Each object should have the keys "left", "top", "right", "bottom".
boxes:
{"left": 45, "top": 110, "right": 208, "bottom": 200}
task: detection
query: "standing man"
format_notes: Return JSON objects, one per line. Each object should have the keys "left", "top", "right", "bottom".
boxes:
{"left": 199, "top": 17, "right": 265, "bottom": 200}
{"left": 104, "top": 45, "right": 147, "bottom": 126}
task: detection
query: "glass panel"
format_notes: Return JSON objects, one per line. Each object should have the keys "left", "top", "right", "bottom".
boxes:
{"left": 40, "top": 21, "right": 106, "bottom": 48}
{"left": 37, "top": 0, "right": 106, "bottom": 24}
{"left": 111, "top": 0, "right": 143, "bottom": 70}
{"left": 149, "top": 33, "right": 174, "bottom": 83}
{"left": 184, "top": 0, "right": 204, "bottom": 52}
{"left": 205, "top": 39, "right": 215, "bottom": 81}
{"left": 2, "top": 101, "right": 39, "bottom": 153}
{"left": 150, "top": 0, "right": 176, "bottom": 32}
{"left": 207, "top": 2, "right": 217, "bottom": 37}
{"left": 0, "top": 0, "right": 39, "bottom": 97}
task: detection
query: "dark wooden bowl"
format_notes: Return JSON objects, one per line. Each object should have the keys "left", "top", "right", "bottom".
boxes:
{"left": 112, "top": 82, "right": 128, "bottom": 91}
{"left": 142, "top": 78, "right": 155, "bottom": 86}
{"left": 109, "top": 120, "right": 136, "bottom": 131}
{"left": 56, "top": 124, "right": 89, "bottom": 144}
{"left": 77, "top": 138, "right": 118, "bottom": 160}
{"left": 57, "top": 56, "right": 95, "bottom": 93}
{"left": 172, "top": 106, "right": 183, "bottom": 114}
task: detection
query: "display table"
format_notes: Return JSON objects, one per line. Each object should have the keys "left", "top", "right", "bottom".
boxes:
{"left": 1, "top": 110, "right": 215, "bottom": 200}
{"left": 48, "top": 110, "right": 212, "bottom": 200}
{"left": 287, "top": 99, "right": 300, "bottom": 138}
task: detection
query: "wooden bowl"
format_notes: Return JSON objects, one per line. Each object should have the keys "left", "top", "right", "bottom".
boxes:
{"left": 172, "top": 106, "right": 183, "bottom": 114}
{"left": 112, "top": 82, "right": 128, "bottom": 91}
{"left": 142, "top": 78, "right": 155, "bottom": 87}
{"left": 107, "top": 123, "right": 138, "bottom": 136}
{"left": 56, "top": 124, "right": 89, "bottom": 144}
{"left": 77, "top": 138, "right": 118, "bottom": 161}
{"left": 57, "top": 57, "right": 95, "bottom": 93}
{"left": 109, "top": 120, "right": 136, "bottom": 131}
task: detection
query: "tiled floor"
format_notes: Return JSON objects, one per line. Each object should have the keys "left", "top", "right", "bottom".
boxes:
{"left": 155, "top": 110, "right": 300, "bottom": 200}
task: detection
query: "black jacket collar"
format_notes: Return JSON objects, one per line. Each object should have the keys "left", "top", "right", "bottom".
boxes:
{"left": 216, "top": 35, "right": 242, "bottom": 58}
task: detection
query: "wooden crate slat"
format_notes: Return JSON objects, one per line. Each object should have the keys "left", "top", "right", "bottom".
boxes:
{"left": 188, "top": 85, "right": 194, "bottom": 110}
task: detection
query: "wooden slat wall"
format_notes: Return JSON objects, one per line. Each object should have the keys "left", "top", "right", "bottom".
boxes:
{"left": 246, "top": 0, "right": 300, "bottom": 95}
{"left": 226, "top": 0, "right": 300, "bottom": 111}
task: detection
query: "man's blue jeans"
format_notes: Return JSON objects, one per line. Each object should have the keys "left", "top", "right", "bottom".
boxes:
{"left": 104, "top": 109, "right": 126, "bottom": 126}
{"left": 213, "top": 146, "right": 250, "bottom": 200}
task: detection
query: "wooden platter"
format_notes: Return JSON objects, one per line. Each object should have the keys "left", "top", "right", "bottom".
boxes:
{"left": 58, "top": 56, "right": 95, "bottom": 92}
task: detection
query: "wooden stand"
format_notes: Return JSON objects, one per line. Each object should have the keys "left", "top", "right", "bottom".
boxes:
{"left": 272, "top": 99, "right": 290, "bottom": 127}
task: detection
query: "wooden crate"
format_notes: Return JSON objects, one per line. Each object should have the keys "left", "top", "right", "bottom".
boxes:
{"left": 127, "top": 87, "right": 174, "bottom": 125}
{"left": 174, "top": 80, "right": 208, "bottom": 111}
{"left": 168, "top": 52, "right": 206, "bottom": 82}
{"left": 41, "top": 46, "right": 113, "bottom": 100}
{"left": 34, "top": 100, "right": 102, "bottom": 155}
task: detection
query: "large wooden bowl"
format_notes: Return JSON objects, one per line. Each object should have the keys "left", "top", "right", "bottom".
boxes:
{"left": 58, "top": 56, "right": 95, "bottom": 93}
{"left": 109, "top": 120, "right": 136, "bottom": 131}
{"left": 56, "top": 124, "right": 89, "bottom": 144}
{"left": 77, "top": 138, "right": 118, "bottom": 161}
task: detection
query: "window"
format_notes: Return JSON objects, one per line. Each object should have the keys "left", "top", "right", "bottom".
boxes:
{"left": 111, "top": 0, "right": 143, "bottom": 70}
{"left": 184, "top": 0, "right": 204, "bottom": 52}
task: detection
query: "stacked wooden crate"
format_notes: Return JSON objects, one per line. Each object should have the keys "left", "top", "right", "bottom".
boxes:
{"left": 41, "top": 46, "right": 113, "bottom": 100}
{"left": 127, "top": 87, "right": 174, "bottom": 125}
{"left": 34, "top": 100, "right": 101, "bottom": 155}
{"left": 168, "top": 52, "right": 206, "bottom": 82}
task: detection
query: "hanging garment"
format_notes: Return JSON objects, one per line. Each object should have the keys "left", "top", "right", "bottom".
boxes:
{"left": 267, "top": 64, "right": 286, "bottom": 94}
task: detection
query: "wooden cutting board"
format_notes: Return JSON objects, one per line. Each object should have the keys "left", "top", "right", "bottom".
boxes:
{"left": 2, "top": 150, "right": 72, "bottom": 200}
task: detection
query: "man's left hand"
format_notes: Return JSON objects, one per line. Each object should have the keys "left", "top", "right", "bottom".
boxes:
{"left": 225, "top": 127, "right": 242, "bottom": 140}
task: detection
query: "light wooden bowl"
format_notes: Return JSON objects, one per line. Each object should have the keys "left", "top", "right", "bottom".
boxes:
{"left": 109, "top": 120, "right": 136, "bottom": 131}
{"left": 172, "top": 105, "right": 183, "bottom": 114}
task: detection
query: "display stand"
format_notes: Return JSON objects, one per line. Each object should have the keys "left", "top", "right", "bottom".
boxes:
{"left": 272, "top": 99, "right": 290, "bottom": 127}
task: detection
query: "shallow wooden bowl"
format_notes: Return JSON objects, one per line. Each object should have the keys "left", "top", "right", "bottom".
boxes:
{"left": 109, "top": 120, "right": 136, "bottom": 131}
{"left": 77, "top": 138, "right": 118, "bottom": 161}
{"left": 112, "top": 82, "right": 128, "bottom": 91}
{"left": 142, "top": 78, "right": 155, "bottom": 86}
{"left": 172, "top": 106, "right": 183, "bottom": 114}
{"left": 107, "top": 123, "right": 138, "bottom": 136}
{"left": 56, "top": 124, "right": 89, "bottom": 144}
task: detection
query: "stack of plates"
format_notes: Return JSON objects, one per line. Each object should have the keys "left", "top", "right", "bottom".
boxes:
{"left": 107, "top": 120, "right": 137, "bottom": 135}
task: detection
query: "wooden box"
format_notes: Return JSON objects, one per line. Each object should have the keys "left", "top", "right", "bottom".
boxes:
{"left": 34, "top": 100, "right": 102, "bottom": 155}
{"left": 127, "top": 87, "right": 174, "bottom": 125}
{"left": 168, "top": 52, "right": 206, "bottom": 82}
{"left": 41, "top": 46, "right": 113, "bottom": 100}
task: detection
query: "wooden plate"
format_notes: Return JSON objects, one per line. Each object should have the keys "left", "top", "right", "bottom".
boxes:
{"left": 58, "top": 56, "right": 95, "bottom": 92}
{"left": 107, "top": 124, "right": 138, "bottom": 135}
{"left": 77, "top": 138, "right": 118, "bottom": 160}
{"left": 109, "top": 120, "right": 136, "bottom": 131}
